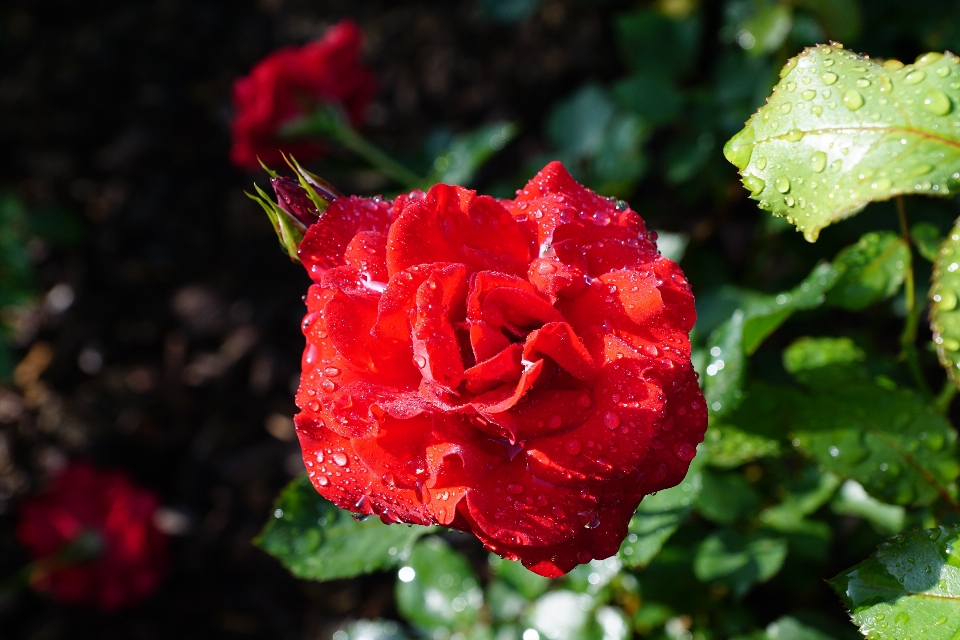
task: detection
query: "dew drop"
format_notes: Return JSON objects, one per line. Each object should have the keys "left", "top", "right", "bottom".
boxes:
{"left": 414, "top": 355, "right": 427, "bottom": 368}
{"left": 801, "top": 89, "right": 816, "bottom": 100}
{"left": 915, "top": 52, "right": 943, "bottom": 67}
{"left": 603, "top": 411, "right": 621, "bottom": 429}
{"left": 577, "top": 393, "right": 592, "bottom": 408}
{"left": 780, "top": 102, "right": 792, "bottom": 114}
{"left": 324, "top": 366, "right": 340, "bottom": 376}
{"left": 842, "top": 89, "right": 865, "bottom": 111}
{"left": 774, "top": 176, "right": 791, "bottom": 193}
{"left": 674, "top": 443, "right": 696, "bottom": 461}
{"left": 811, "top": 151, "right": 827, "bottom": 172}
{"left": 565, "top": 438, "right": 582, "bottom": 455}
{"left": 507, "top": 483, "right": 524, "bottom": 495}
{"left": 905, "top": 70, "right": 927, "bottom": 85}
{"left": 855, "top": 78, "right": 871, "bottom": 88}
{"left": 922, "top": 88, "right": 952, "bottom": 115}
{"left": 317, "top": 475, "right": 329, "bottom": 486}
{"left": 821, "top": 72, "right": 838, "bottom": 85}
{"left": 333, "top": 452, "right": 348, "bottom": 467}
{"left": 321, "top": 379, "right": 337, "bottom": 393}
{"left": 547, "top": 415, "right": 562, "bottom": 429}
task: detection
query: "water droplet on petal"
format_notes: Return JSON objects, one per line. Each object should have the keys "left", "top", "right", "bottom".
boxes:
{"left": 821, "top": 72, "right": 838, "bottom": 85}
{"left": 333, "top": 453, "right": 348, "bottom": 467}
{"left": 507, "top": 483, "right": 524, "bottom": 495}
{"left": 565, "top": 439, "right": 582, "bottom": 455}
{"left": 547, "top": 415, "right": 562, "bottom": 429}
{"left": 811, "top": 151, "right": 827, "bottom": 172}
{"left": 603, "top": 411, "right": 621, "bottom": 429}
{"left": 842, "top": 89, "right": 865, "bottom": 111}
{"left": 775, "top": 176, "right": 791, "bottom": 193}
{"left": 674, "top": 443, "right": 696, "bottom": 461}
{"left": 905, "top": 70, "right": 926, "bottom": 85}
{"left": 922, "top": 88, "right": 952, "bottom": 115}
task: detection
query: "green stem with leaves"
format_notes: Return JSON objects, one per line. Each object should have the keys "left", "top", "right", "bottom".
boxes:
{"left": 896, "top": 197, "right": 930, "bottom": 398}
{"left": 281, "top": 107, "right": 423, "bottom": 190}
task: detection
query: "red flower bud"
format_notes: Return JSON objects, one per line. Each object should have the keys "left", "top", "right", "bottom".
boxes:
{"left": 294, "top": 162, "right": 706, "bottom": 576}
{"left": 15, "top": 463, "right": 169, "bottom": 610}
{"left": 230, "top": 19, "right": 376, "bottom": 170}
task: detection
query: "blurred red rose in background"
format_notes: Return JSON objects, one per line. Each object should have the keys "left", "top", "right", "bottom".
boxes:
{"left": 290, "top": 161, "right": 706, "bottom": 577}
{"left": 16, "top": 462, "right": 169, "bottom": 610}
{"left": 230, "top": 19, "right": 376, "bottom": 170}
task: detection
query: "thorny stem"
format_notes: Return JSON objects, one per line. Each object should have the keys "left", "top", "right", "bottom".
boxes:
{"left": 897, "top": 196, "right": 931, "bottom": 398}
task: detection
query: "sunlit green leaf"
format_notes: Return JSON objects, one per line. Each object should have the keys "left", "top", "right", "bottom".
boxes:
{"left": 930, "top": 220, "right": 960, "bottom": 388}
{"left": 790, "top": 384, "right": 960, "bottom": 506}
{"left": 831, "top": 479, "right": 906, "bottom": 535}
{"left": 254, "top": 475, "right": 433, "bottom": 581}
{"left": 396, "top": 537, "right": 483, "bottom": 632}
{"left": 620, "top": 458, "right": 703, "bottom": 568}
{"left": 829, "top": 525, "right": 960, "bottom": 640}
{"left": 725, "top": 45, "right": 960, "bottom": 241}
{"left": 827, "top": 232, "right": 910, "bottom": 310}
{"left": 565, "top": 557, "right": 623, "bottom": 595}
{"left": 693, "top": 529, "right": 788, "bottom": 597}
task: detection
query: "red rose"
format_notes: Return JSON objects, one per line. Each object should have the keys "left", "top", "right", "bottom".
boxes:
{"left": 16, "top": 463, "right": 169, "bottom": 610}
{"left": 230, "top": 19, "right": 376, "bottom": 170}
{"left": 293, "top": 161, "right": 706, "bottom": 576}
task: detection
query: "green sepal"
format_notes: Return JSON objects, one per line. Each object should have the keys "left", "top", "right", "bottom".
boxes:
{"left": 245, "top": 185, "right": 306, "bottom": 262}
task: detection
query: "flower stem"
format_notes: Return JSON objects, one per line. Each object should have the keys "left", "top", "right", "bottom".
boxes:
{"left": 896, "top": 196, "right": 931, "bottom": 397}
{"left": 282, "top": 107, "right": 423, "bottom": 190}
{"left": 934, "top": 379, "right": 957, "bottom": 414}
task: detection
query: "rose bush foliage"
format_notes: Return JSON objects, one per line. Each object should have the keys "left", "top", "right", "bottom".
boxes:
{"left": 16, "top": 463, "right": 169, "bottom": 610}
{"left": 229, "top": 19, "right": 376, "bottom": 170}
{"left": 290, "top": 161, "right": 706, "bottom": 576}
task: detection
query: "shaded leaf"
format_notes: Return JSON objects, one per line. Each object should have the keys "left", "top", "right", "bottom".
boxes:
{"left": 703, "top": 262, "right": 842, "bottom": 417}
{"left": 427, "top": 121, "right": 518, "bottom": 187}
{"left": 790, "top": 384, "right": 960, "bottom": 506}
{"left": 254, "top": 475, "right": 433, "bottom": 581}
{"left": 725, "top": 45, "right": 960, "bottom": 241}
{"left": 826, "top": 232, "right": 910, "bottom": 310}
{"left": 616, "top": 10, "right": 700, "bottom": 78}
{"left": 911, "top": 222, "right": 943, "bottom": 262}
{"left": 620, "top": 458, "right": 703, "bottom": 568}
{"left": 696, "top": 468, "right": 762, "bottom": 526}
{"left": 613, "top": 74, "right": 684, "bottom": 126}
{"left": 693, "top": 529, "right": 788, "bottom": 597}
{"left": 547, "top": 85, "right": 616, "bottom": 159}
{"left": 396, "top": 537, "right": 483, "bottom": 632}
{"left": 759, "top": 470, "right": 841, "bottom": 531}
{"left": 737, "top": 4, "right": 793, "bottom": 56}
{"left": 829, "top": 525, "right": 960, "bottom": 640}
{"left": 782, "top": 336, "right": 866, "bottom": 388}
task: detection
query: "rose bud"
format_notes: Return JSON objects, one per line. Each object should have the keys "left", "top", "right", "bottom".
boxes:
{"left": 229, "top": 19, "right": 376, "bottom": 170}
{"left": 15, "top": 462, "right": 169, "bottom": 610}
{"left": 292, "top": 161, "right": 707, "bottom": 577}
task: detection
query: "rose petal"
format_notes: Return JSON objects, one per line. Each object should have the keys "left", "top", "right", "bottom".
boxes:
{"left": 299, "top": 196, "right": 393, "bottom": 282}
{"left": 412, "top": 265, "right": 469, "bottom": 390}
{"left": 344, "top": 231, "right": 388, "bottom": 283}
{"left": 522, "top": 322, "right": 596, "bottom": 381}
{"left": 387, "top": 184, "right": 532, "bottom": 277}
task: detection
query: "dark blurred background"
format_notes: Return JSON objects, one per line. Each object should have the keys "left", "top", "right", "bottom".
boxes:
{"left": 3, "top": 0, "right": 960, "bottom": 638}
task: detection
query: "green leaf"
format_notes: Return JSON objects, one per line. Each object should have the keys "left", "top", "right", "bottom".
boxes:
{"left": 826, "top": 232, "right": 910, "bottom": 310}
{"left": 703, "top": 262, "right": 842, "bottom": 417}
{"left": 330, "top": 620, "right": 410, "bottom": 640}
{"left": 395, "top": 537, "right": 483, "bottom": 633}
{"left": 485, "top": 579, "right": 529, "bottom": 623}
{"left": 427, "top": 121, "right": 518, "bottom": 187}
{"left": 565, "top": 557, "right": 624, "bottom": 595}
{"left": 794, "top": 0, "right": 861, "bottom": 42}
{"left": 732, "top": 615, "right": 839, "bottom": 640}
{"left": 790, "top": 384, "right": 960, "bottom": 506}
{"left": 254, "top": 475, "right": 433, "bottom": 581}
{"left": 829, "top": 525, "right": 960, "bottom": 640}
{"left": 702, "top": 381, "right": 794, "bottom": 468}
{"left": 725, "top": 45, "right": 960, "bottom": 241}
{"left": 782, "top": 336, "right": 866, "bottom": 387}
{"left": 930, "top": 220, "right": 960, "bottom": 388}
{"left": 911, "top": 222, "right": 943, "bottom": 262}
{"left": 620, "top": 459, "right": 703, "bottom": 567}
{"left": 701, "top": 423, "right": 783, "bottom": 468}
{"left": 616, "top": 10, "right": 700, "bottom": 79}
{"left": 547, "top": 85, "right": 616, "bottom": 159}
{"left": 696, "top": 468, "right": 762, "bottom": 526}
{"left": 489, "top": 554, "right": 550, "bottom": 600}
{"left": 737, "top": 4, "right": 793, "bottom": 56}
{"left": 759, "top": 470, "right": 841, "bottom": 531}
{"left": 613, "top": 74, "right": 684, "bottom": 126}
{"left": 693, "top": 529, "right": 789, "bottom": 597}
{"left": 528, "top": 591, "right": 603, "bottom": 640}
{"left": 831, "top": 479, "right": 906, "bottom": 535}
